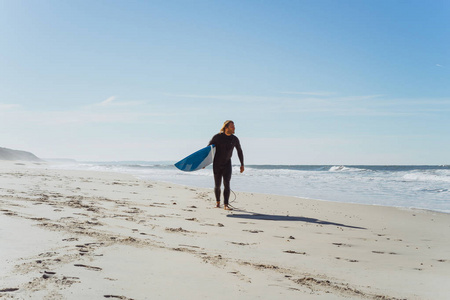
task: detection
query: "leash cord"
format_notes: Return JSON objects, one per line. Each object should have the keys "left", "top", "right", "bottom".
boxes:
{"left": 230, "top": 189, "right": 237, "bottom": 203}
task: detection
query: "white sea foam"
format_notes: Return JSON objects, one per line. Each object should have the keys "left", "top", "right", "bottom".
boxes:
{"left": 328, "top": 165, "right": 367, "bottom": 172}
{"left": 402, "top": 170, "right": 450, "bottom": 183}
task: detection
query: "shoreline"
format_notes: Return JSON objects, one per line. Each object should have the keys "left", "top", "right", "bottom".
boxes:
{"left": 46, "top": 161, "right": 450, "bottom": 214}
{"left": 1, "top": 161, "right": 450, "bottom": 299}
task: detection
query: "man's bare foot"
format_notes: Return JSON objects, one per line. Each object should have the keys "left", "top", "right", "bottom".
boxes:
{"left": 224, "top": 205, "right": 233, "bottom": 211}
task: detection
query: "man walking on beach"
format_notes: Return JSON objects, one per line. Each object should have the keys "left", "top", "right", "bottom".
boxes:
{"left": 209, "top": 120, "right": 244, "bottom": 210}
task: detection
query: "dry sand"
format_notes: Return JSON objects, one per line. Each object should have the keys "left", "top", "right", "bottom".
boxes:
{"left": 1, "top": 161, "right": 449, "bottom": 299}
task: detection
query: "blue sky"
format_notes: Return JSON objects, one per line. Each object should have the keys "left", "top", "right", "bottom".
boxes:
{"left": 1, "top": 0, "right": 449, "bottom": 164}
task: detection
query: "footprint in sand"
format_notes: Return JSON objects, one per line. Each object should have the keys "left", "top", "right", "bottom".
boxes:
{"left": 39, "top": 252, "right": 58, "bottom": 258}
{"left": 165, "top": 227, "right": 191, "bottom": 233}
{"left": 104, "top": 295, "right": 133, "bottom": 300}
{"left": 42, "top": 271, "right": 56, "bottom": 279}
{"left": 283, "top": 250, "right": 306, "bottom": 255}
{"left": 332, "top": 243, "right": 352, "bottom": 247}
{"left": 335, "top": 257, "right": 359, "bottom": 262}
{"left": 372, "top": 251, "right": 398, "bottom": 255}
{"left": 230, "top": 241, "right": 250, "bottom": 246}
{"left": 74, "top": 264, "right": 102, "bottom": 271}
{"left": 243, "top": 229, "right": 264, "bottom": 233}
{"left": 78, "top": 249, "right": 89, "bottom": 255}
{"left": 0, "top": 288, "right": 19, "bottom": 293}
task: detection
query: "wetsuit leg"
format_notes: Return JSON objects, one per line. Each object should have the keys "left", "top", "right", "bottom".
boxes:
{"left": 213, "top": 170, "right": 222, "bottom": 202}
{"left": 223, "top": 163, "right": 232, "bottom": 205}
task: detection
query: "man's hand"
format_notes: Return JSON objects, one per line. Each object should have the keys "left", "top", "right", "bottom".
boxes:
{"left": 240, "top": 166, "right": 245, "bottom": 173}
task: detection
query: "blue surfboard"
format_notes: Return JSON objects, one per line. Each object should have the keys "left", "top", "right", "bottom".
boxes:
{"left": 174, "top": 145, "right": 215, "bottom": 172}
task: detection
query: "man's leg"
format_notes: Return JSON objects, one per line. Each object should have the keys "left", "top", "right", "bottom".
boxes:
{"left": 213, "top": 171, "right": 222, "bottom": 207}
{"left": 223, "top": 163, "right": 232, "bottom": 208}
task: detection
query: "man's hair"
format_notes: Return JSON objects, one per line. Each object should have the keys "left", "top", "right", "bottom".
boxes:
{"left": 220, "top": 120, "right": 234, "bottom": 133}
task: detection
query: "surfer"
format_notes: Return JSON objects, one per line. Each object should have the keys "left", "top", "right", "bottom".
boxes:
{"left": 208, "top": 120, "right": 244, "bottom": 210}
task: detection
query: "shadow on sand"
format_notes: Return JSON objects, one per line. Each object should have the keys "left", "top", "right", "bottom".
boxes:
{"left": 227, "top": 209, "right": 366, "bottom": 230}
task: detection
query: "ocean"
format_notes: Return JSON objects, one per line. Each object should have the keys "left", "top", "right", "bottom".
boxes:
{"left": 49, "top": 162, "right": 450, "bottom": 214}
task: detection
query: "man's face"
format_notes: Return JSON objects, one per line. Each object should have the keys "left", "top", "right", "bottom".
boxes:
{"left": 227, "top": 122, "right": 235, "bottom": 135}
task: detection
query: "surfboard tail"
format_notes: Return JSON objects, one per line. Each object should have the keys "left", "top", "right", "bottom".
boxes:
{"left": 174, "top": 145, "right": 215, "bottom": 172}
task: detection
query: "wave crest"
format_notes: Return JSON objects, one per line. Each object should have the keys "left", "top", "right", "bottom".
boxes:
{"left": 328, "top": 166, "right": 367, "bottom": 172}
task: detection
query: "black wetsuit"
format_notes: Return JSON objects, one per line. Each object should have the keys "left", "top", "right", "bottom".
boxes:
{"left": 208, "top": 133, "right": 244, "bottom": 205}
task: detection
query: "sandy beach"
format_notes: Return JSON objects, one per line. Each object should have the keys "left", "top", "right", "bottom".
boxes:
{"left": 1, "top": 161, "right": 449, "bottom": 299}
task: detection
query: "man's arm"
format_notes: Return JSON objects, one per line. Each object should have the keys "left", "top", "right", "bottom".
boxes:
{"left": 235, "top": 137, "right": 244, "bottom": 173}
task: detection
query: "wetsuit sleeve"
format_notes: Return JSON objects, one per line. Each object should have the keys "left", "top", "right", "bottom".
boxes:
{"left": 208, "top": 134, "right": 217, "bottom": 146}
{"left": 235, "top": 137, "right": 244, "bottom": 167}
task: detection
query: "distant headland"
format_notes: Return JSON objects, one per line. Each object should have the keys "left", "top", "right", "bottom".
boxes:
{"left": 0, "top": 147, "right": 42, "bottom": 162}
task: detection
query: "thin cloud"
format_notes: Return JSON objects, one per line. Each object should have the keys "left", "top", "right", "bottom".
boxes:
{"left": 96, "top": 96, "right": 145, "bottom": 107}
{"left": 164, "top": 93, "right": 386, "bottom": 108}
{"left": 333, "top": 95, "right": 385, "bottom": 101}
{"left": 278, "top": 92, "right": 384, "bottom": 102}
{"left": 164, "top": 93, "right": 275, "bottom": 103}
{"left": 100, "top": 96, "right": 116, "bottom": 106}
{"left": 278, "top": 91, "right": 335, "bottom": 97}
{"left": 3, "top": 109, "right": 174, "bottom": 126}
{"left": 436, "top": 64, "right": 444, "bottom": 67}
{"left": 0, "top": 103, "right": 21, "bottom": 110}
{"left": 164, "top": 93, "right": 242, "bottom": 100}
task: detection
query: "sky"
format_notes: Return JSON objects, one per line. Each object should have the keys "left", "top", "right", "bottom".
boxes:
{"left": 0, "top": 0, "right": 449, "bottom": 164}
